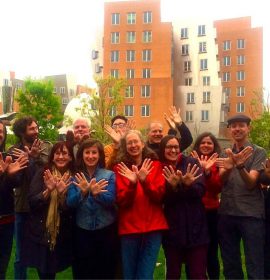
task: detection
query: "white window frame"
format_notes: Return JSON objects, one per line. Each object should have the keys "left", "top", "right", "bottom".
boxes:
{"left": 203, "top": 91, "right": 211, "bottom": 103}
{"left": 141, "top": 105, "right": 150, "bottom": 117}
{"left": 236, "top": 102, "right": 245, "bottom": 113}
{"left": 181, "top": 28, "right": 188, "bottom": 39}
{"left": 110, "top": 50, "right": 119, "bottom": 62}
{"left": 237, "top": 55, "right": 245, "bottom": 65}
{"left": 142, "top": 49, "right": 152, "bottom": 62}
{"left": 181, "top": 44, "right": 189, "bottom": 55}
{"left": 112, "top": 13, "right": 120, "bottom": 25}
{"left": 142, "top": 68, "right": 151, "bottom": 78}
{"left": 126, "top": 69, "right": 135, "bottom": 79}
{"left": 237, "top": 86, "right": 245, "bottom": 97}
{"left": 127, "top": 31, "right": 136, "bottom": 43}
{"left": 127, "top": 12, "right": 136, "bottom": 24}
{"left": 186, "top": 111, "right": 193, "bottom": 122}
{"left": 187, "top": 92, "right": 194, "bottom": 104}
{"left": 184, "top": 61, "right": 191, "bottom": 72}
{"left": 110, "top": 69, "right": 119, "bottom": 78}
{"left": 199, "top": 42, "right": 207, "bottom": 53}
{"left": 111, "top": 32, "right": 120, "bottom": 44}
{"left": 203, "top": 76, "right": 210, "bottom": 86}
{"left": 237, "top": 39, "right": 245, "bottom": 49}
{"left": 125, "top": 85, "right": 134, "bottom": 98}
{"left": 223, "top": 40, "right": 231, "bottom": 51}
{"left": 223, "top": 56, "right": 231, "bottom": 66}
{"left": 126, "top": 50, "right": 136, "bottom": 62}
{"left": 143, "top": 31, "right": 152, "bottom": 43}
{"left": 223, "top": 72, "right": 231, "bottom": 82}
{"left": 201, "top": 110, "right": 209, "bottom": 122}
{"left": 60, "top": 87, "right": 65, "bottom": 94}
{"left": 141, "top": 85, "right": 150, "bottom": 98}
{"left": 124, "top": 105, "right": 134, "bottom": 117}
{"left": 237, "top": 71, "right": 245, "bottom": 81}
{"left": 185, "top": 78, "right": 192, "bottom": 86}
{"left": 200, "top": 59, "right": 208, "bottom": 70}
{"left": 143, "top": 11, "right": 152, "bottom": 24}
{"left": 198, "top": 25, "right": 206, "bottom": 36}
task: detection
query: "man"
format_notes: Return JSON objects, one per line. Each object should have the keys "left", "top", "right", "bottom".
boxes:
{"left": 217, "top": 114, "right": 266, "bottom": 279}
{"left": 8, "top": 116, "right": 52, "bottom": 279}
{"left": 147, "top": 106, "right": 193, "bottom": 155}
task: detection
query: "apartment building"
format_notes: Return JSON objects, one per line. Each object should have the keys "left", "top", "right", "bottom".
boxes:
{"left": 214, "top": 17, "right": 263, "bottom": 136}
{"left": 93, "top": 0, "right": 173, "bottom": 129}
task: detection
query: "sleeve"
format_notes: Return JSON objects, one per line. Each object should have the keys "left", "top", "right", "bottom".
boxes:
{"left": 176, "top": 122, "right": 193, "bottom": 152}
{"left": 259, "top": 169, "right": 270, "bottom": 185}
{"left": 204, "top": 164, "right": 222, "bottom": 195}
{"left": 250, "top": 147, "right": 267, "bottom": 171}
{"left": 141, "top": 161, "right": 166, "bottom": 203}
{"left": 105, "top": 144, "right": 118, "bottom": 170}
{"left": 66, "top": 179, "right": 84, "bottom": 208}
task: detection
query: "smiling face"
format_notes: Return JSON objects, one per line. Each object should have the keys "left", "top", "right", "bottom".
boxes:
{"left": 148, "top": 122, "right": 163, "bottom": 144}
{"left": 126, "top": 132, "right": 144, "bottom": 161}
{"left": 24, "top": 121, "right": 38, "bottom": 144}
{"left": 199, "top": 136, "right": 215, "bottom": 156}
{"left": 73, "top": 119, "right": 90, "bottom": 139}
{"left": 52, "top": 145, "right": 72, "bottom": 172}
{"left": 112, "top": 118, "right": 127, "bottom": 134}
{"left": 229, "top": 122, "right": 250, "bottom": 144}
{"left": 164, "top": 138, "right": 180, "bottom": 164}
{"left": 83, "top": 145, "right": 100, "bottom": 169}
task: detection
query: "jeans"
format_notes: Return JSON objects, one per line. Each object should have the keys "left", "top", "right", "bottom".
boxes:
{"left": 121, "top": 231, "right": 162, "bottom": 280}
{"left": 218, "top": 215, "right": 264, "bottom": 280}
{"left": 14, "top": 213, "right": 28, "bottom": 280}
{"left": 0, "top": 222, "right": 14, "bottom": 279}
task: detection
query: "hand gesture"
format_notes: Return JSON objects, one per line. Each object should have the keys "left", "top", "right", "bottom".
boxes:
{"left": 24, "top": 139, "right": 43, "bottom": 158}
{"left": 43, "top": 169, "right": 57, "bottom": 192}
{"left": 74, "top": 172, "right": 90, "bottom": 196}
{"left": 7, "top": 154, "right": 28, "bottom": 175}
{"left": 163, "top": 165, "right": 182, "bottom": 188}
{"left": 181, "top": 163, "right": 202, "bottom": 186}
{"left": 55, "top": 172, "right": 71, "bottom": 194}
{"left": 262, "top": 158, "right": 270, "bottom": 179}
{"left": 89, "top": 178, "right": 108, "bottom": 197}
{"left": 104, "top": 124, "right": 122, "bottom": 145}
{"left": 231, "top": 146, "right": 253, "bottom": 167}
{"left": 133, "top": 158, "right": 153, "bottom": 183}
{"left": 11, "top": 148, "right": 28, "bottom": 159}
{"left": 127, "top": 119, "right": 136, "bottom": 130}
{"left": 0, "top": 153, "right": 12, "bottom": 175}
{"left": 117, "top": 162, "right": 137, "bottom": 184}
{"left": 191, "top": 151, "right": 218, "bottom": 173}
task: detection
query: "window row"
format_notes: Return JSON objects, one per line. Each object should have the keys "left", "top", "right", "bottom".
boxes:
{"left": 180, "top": 25, "right": 206, "bottom": 39}
{"left": 110, "top": 104, "right": 151, "bottom": 117}
{"left": 222, "top": 71, "right": 246, "bottom": 82}
{"left": 223, "top": 39, "right": 245, "bottom": 50}
{"left": 223, "top": 55, "right": 245, "bottom": 66}
{"left": 181, "top": 42, "right": 207, "bottom": 55}
{"left": 110, "top": 68, "right": 151, "bottom": 79}
{"left": 112, "top": 11, "right": 152, "bottom": 25}
{"left": 110, "top": 49, "right": 152, "bottom": 62}
{"left": 223, "top": 86, "right": 246, "bottom": 97}
{"left": 186, "top": 91, "right": 211, "bottom": 104}
{"left": 124, "top": 85, "right": 151, "bottom": 98}
{"left": 111, "top": 31, "right": 152, "bottom": 43}
{"left": 183, "top": 59, "right": 208, "bottom": 72}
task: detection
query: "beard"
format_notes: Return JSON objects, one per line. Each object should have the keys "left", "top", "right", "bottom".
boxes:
{"left": 24, "top": 134, "right": 38, "bottom": 144}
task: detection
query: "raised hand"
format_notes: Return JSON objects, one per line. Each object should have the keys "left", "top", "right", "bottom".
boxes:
{"left": 181, "top": 163, "right": 202, "bottom": 186}
{"left": 24, "top": 139, "right": 43, "bottom": 158}
{"left": 7, "top": 154, "right": 28, "bottom": 175}
{"left": 104, "top": 124, "right": 122, "bottom": 145}
{"left": 169, "top": 106, "right": 182, "bottom": 125}
{"left": 231, "top": 146, "right": 253, "bottom": 167}
{"left": 191, "top": 151, "right": 218, "bottom": 173}
{"left": 164, "top": 113, "right": 176, "bottom": 129}
{"left": 11, "top": 148, "right": 28, "bottom": 159}
{"left": 89, "top": 178, "right": 108, "bottom": 197}
{"left": 162, "top": 165, "right": 182, "bottom": 188}
{"left": 262, "top": 158, "right": 270, "bottom": 179}
{"left": 43, "top": 169, "right": 57, "bottom": 192}
{"left": 55, "top": 172, "right": 71, "bottom": 194}
{"left": 117, "top": 162, "right": 137, "bottom": 184}
{"left": 133, "top": 158, "right": 153, "bottom": 183}
{"left": 74, "top": 172, "right": 90, "bottom": 196}
{"left": 0, "top": 153, "right": 12, "bottom": 175}
{"left": 127, "top": 119, "right": 136, "bottom": 130}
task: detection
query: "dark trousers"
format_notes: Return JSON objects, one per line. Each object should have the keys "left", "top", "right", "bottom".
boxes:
{"left": 37, "top": 271, "right": 56, "bottom": 280}
{"left": 218, "top": 215, "right": 264, "bottom": 280}
{"left": 72, "top": 223, "right": 118, "bottom": 279}
{"left": 206, "top": 210, "right": 220, "bottom": 280}
{"left": 164, "top": 244, "right": 208, "bottom": 280}
{"left": 0, "top": 222, "right": 14, "bottom": 279}
{"left": 265, "top": 219, "right": 270, "bottom": 279}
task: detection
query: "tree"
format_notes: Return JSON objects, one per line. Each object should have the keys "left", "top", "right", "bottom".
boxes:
{"left": 15, "top": 78, "right": 63, "bottom": 141}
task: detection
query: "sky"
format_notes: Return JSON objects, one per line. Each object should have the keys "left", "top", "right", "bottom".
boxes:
{"left": 0, "top": 0, "right": 269, "bottom": 92}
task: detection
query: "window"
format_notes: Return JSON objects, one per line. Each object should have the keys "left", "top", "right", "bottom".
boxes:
{"left": 224, "top": 87, "right": 231, "bottom": 100}
{"left": 60, "top": 87, "right": 65, "bottom": 94}
{"left": 62, "top": 98, "right": 68, "bottom": 104}
{"left": 223, "top": 72, "right": 231, "bottom": 82}
{"left": 203, "top": 91, "right": 211, "bottom": 103}
{"left": 142, "top": 49, "right": 152, "bottom": 62}
{"left": 124, "top": 105, "right": 134, "bottom": 116}
{"left": 109, "top": 106, "right": 117, "bottom": 117}
{"left": 223, "top": 56, "right": 231, "bottom": 66}
{"left": 237, "top": 39, "right": 245, "bottom": 49}
{"left": 200, "top": 59, "right": 208, "bottom": 70}
{"left": 92, "top": 50, "right": 98, "bottom": 59}
{"left": 127, "top": 31, "right": 136, "bottom": 43}
{"left": 143, "top": 11, "right": 152, "bottom": 23}
{"left": 237, "top": 102, "right": 245, "bottom": 113}
{"left": 108, "top": 88, "right": 113, "bottom": 98}
{"left": 142, "top": 68, "right": 151, "bottom": 78}
{"left": 203, "top": 76, "right": 210, "bottom": 86}
{"left": 201, "top": 110, "right": 209, "bottom": 121}
{"left": 126, "top": 69, "right": 135, "bottom": 79}
{"left": 110, "top": 50, "right": 119, "bottom": 62}
{"left": 126, "top": 50, "right": 136, "bottom": 62}
{"left": 184, "top": 61, "right": 191, "bottom": 72}
{"left": 237, "top": 55, "right": 245, "bottom": 65}
{"left": 112, "top": 13, "right": 120, "bottom": 25}
{"left": 181, "top": 28, "right": 188, "bottom": 39}
{"left": 186, "top": 111, "right": 193, "bottom": 122}
{"left": 141, "top": 105, "right": 150, "bottom": 116}
{"left": 110, "top": 69, "right": 119, "bottom": 78}
{"left": 111, "top": 32, "right": 120, "bottom": 44}
{"left": 3, "top": 79, "right": 9, "bottom": 86}
{"left": 198, "top": 25, "right": 206, "bottom": 36}
{"left": 143, "top": 31, "right": 152, "bottom": 43}
{"left": 182, "top": 44, "right": 189, "bottom": 55}
{"left": 69, "top": 89, "right": 74, "bottom": 96}
{"left": 237, "top": 71, "right": 245, "bottom": 81}
{"left": 53, "top": 87, "right": 57, "bottom": 93}
{"left": 223, "top": 40, "right": 231, "bottom": 51}
{"left": 141, "top": 85, "right": 150, "bottom": 97}
{"left": 237, "top": 86, "right": 245, "bottom": 97}
{"left": 199, "top": 42, "right": 207, "bottom": 53}
{"left": 187, "top": 92, "right": 194, "bottom": 104}
{"left": 185, "top": 78, "right": 192, "bottom": 86}
{"left": 127, "top": 12, "right": 136, "bottom": 24}
{"left": 125, "top": 85, "right": 134, "bottom": 97}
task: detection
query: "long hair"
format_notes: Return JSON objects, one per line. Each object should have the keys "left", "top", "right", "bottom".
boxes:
{"left": 159, "top": 135, "right": 181, "bottom": 163}
{"left": 193, "top": 132, "right": 221, "bottom": 156}
{"left": 76, "top": 139, "right": 105, "bottom": 172}
{"left": 115, "top": 130, "right": 158, "bottom": 166}
{"left": 0, "top": 120, "right": 7, "bottom": 152}
{"left": 12, "top": 116, "right": 37, "bottom": 141}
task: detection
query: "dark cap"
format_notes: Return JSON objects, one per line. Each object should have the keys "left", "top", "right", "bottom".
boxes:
{"left": 227, "top": 114, "right": 251, "bottom": 127}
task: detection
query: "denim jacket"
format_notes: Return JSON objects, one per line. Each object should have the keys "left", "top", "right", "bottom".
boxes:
{"left": 66, "top": 167, "right": 117, "bottom": 230}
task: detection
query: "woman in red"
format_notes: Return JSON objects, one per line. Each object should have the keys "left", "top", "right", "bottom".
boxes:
{"left": 114, "top": 130, "right": 168, "bottom": 280}
{"left": 191, "top": 132, "right": 222, "bottom": 280}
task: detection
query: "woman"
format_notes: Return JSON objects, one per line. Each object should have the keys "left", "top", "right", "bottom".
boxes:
{"left": 114, "top": 130, "right": 168, "bottom": 280}
{"left": 191, "top": 132, "right": 222, "bottom": 280}
{"left": 160, "top": 135, "right": 208, "bottom": 280}
{"left": 22, "top": 141, "right": 74, "bottom": 279}
{"left": 66, "top": 139, "right": 118, "bottom": 279}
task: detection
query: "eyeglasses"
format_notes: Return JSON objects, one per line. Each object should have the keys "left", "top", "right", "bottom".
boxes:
{"left": 112, "top": 123, "right": 126, "bottom": 129}
{"left": 165, "top": 145, "right": 180, "bottom": 151}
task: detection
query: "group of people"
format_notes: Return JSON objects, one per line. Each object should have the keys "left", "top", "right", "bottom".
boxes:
{"left": 0, "top": 107, "right": 270, "bottom": 280}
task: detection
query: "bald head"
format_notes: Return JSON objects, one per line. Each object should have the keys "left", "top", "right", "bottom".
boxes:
{"left": 147, "top": 122, "right": 163, "bottom": 144}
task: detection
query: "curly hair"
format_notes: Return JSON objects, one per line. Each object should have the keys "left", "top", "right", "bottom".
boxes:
{"left": 12, "top": 116, "right": 37, "bottom": 140}
{"left": 193, "top": 132, "right": 221, "bottom": 156}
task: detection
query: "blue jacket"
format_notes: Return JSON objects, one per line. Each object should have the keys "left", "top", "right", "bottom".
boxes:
{"left": 67, "top": 167, "right": 117, "bottom": 230}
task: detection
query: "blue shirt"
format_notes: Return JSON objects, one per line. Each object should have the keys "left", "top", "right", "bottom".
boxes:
{"left": 67, "top": 167, "right": 117, "bottom": 230}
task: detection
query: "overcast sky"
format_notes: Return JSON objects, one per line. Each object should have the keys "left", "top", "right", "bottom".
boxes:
{"left": 0, "top": 0, "right": 269, "bottom": 91}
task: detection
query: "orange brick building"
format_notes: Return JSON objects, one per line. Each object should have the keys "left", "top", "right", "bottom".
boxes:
{"left": 102, "top": 0, "right": 173, "bottom": 129}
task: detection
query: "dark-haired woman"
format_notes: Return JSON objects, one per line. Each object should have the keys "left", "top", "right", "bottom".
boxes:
{"left": 114, "top": 130, "right": 168, "bottom": 280}
{"left": 160, "top": 135, "right": 208, "bottom": 280}
{"left": 67, "top": 139, "right": 118, "bottom": 279}
{"left": 22, "top": 141, "right": 75, "bottom": 279}
{"left": 191, "top": 132, "right": 222, "bottom": 280}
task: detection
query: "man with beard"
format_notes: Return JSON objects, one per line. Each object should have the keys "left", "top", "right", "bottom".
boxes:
{"left": 8, "top": 116, "right": 52, "bottom": 279}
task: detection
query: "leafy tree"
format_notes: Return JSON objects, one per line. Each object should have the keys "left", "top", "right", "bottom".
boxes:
{"left": 15, "top": 78, "right": 63, "bottom": 141}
